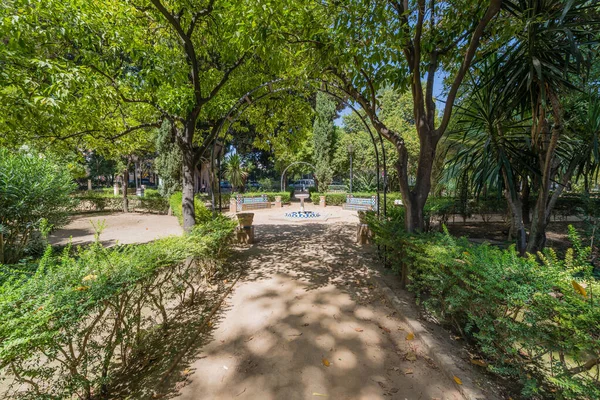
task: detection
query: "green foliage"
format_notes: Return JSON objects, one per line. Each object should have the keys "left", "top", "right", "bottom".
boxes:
{"left": 169, "top": 192, "right": 212, "bottom": 227}
{"left": 154, "top": 121, "right": 182, "bottom": 197}
{"left": 310, "top": 192, "right": 402, "bottom": 208}
{"left": 224, "top": 154, "right": 249, "bottom": 193}
{"left": 353, "top": 171, "right": 379, "bottom": 192}
{"left": 313, "top": 92, "right": 337, "bottom": 191}
{"left": 257, "top": 178, "right": 277, "bottom": 192}
{"left": 240, "top": 192, "right": 291, "bottom": 203}
{"left": 73, "top": 195, "right": 169, "bottom": 214}
{"left": 370, "top": 218, "right": 600, "bottom": 399}
{"left": 0, "top": 217, "right": 236, "bottom": 398}
{"left": 0, "top": 149, "right": 76, "bottom": 264}
{"left": 72, "top": 189, "right": 169, "bottom": 213}
{"left": 85, "top": 152, "right": 117, "bottom": 187}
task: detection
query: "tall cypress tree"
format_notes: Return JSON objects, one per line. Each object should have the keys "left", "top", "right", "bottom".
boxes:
{"left": 313, "top": 92, "right": 337, "bottom": 191}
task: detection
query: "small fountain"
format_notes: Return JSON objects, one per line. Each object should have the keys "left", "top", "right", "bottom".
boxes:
{"left": 285, "top": 192, "right": 321, "bottom": 219}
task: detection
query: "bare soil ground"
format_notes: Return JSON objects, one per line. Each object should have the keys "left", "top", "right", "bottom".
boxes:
{"left": 165, "top": 204, "right": 473, "bottom": 400}
{"left": 47, "top": 206, "right": 508, "bottom": 399}
{"left": 49, "top": 212, "right": 183, "bottom": 247}
{"left": 446, "top": 220, "right": 586, "bottom": 253}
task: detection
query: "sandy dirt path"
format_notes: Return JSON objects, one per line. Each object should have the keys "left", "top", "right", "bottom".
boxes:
{"left": 174, "top": 204, "right": 463, "bottom": 400}
{"left": 49, "top": 212, "right": 183, "bottom": 247}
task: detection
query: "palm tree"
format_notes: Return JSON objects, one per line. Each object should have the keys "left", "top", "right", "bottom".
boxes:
{"left": 496, "top": 0, "right": 599, "bottom": 252}
{"left": 223, "top": 154, "right": 249, "bottom": 193}
{"left": 444, "top": 58, "right": 534, "bottom": 254}
{"left": 447, "top": 0, "right": 599, "bottom": 253}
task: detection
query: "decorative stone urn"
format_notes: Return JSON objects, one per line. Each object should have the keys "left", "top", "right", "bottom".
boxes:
{"left": 275, "top": 195, "right": 282, "bottom": 208}
{"left": 319, "top": 195, "right": 326, "bottom": 207}
{"left": 357, "top": 211, "right": 371, "bottom": 245}
{"left": 237, "top": 212, "right": 254, "bottom": 227}
{"left": 357, "top": 210, "right": 368, "bottom": 224}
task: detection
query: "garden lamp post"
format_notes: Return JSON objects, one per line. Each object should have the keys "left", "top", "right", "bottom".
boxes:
{"left": 347, "top": 144, "right": 354, "bottom": 193}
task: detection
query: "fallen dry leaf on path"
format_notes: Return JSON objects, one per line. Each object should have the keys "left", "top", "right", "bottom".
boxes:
{"left": 404, "top": 368, "right": 414, "bottom": 375}
{"left": 312, "top": 393, "right": 328, "bottom": 397}
{"left": 405, "top": 332, "right": 415, "bottom": 341}
{"left": 405, "top": 352, "right": 417, "bottom": 361}
{"left": 379, "top": 325, "right": 391, "bottom": 333}
{"left": 572, "top": 280, "right": 587, "bottom": 297}
{"left": 354, "top": 328, "right": 363, "bottom": 332}
{"left": 322, "top": 358, "right": 330, "bottom": 367}
{"left": 244, "top": 336, "right": 254, "bottom": 342}
{"left": 453, "top": 376, "right": 463, "bottom": 385}
{"left": 470, "top": 359, "right": 487, "bottom": 367}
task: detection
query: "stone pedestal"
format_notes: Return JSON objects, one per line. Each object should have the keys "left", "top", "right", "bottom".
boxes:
{"left": 275, "top": 195, "right": 282, "bottom": 208}
{"left": 357, "top": 224, "right": 372, "bottom": 245}
{"left": 230, "top": 198, "right": 238, "bottom": 212}
{"left": 87, "top": 179, "right": 92, "bottom": 191}
{"left": 236, "top": 226, "right": 254, "bottom": 244}
{"left": 113, "top": 183, "right": 119, "bottom": 196}
{"left": 319, "top": 195, "right": 326, "bottom": 207}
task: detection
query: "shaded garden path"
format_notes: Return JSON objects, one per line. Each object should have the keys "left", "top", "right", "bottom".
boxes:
{"left": 172, "top": 211, "right": 463, "bottom": 400}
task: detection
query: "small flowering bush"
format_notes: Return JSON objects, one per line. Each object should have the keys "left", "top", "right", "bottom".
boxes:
{"left": 370, "top": 216, "right": 600, "bottom": 399}
{"left": 0, "top": 216, "right": 236, "bottom": 399}
{"left": 0, "top": 149, "right": 76, "bottom": 264}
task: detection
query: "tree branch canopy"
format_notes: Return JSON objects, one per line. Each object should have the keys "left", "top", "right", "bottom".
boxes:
{"left": 435, "top": 0, "right": 503, "bottom": 137}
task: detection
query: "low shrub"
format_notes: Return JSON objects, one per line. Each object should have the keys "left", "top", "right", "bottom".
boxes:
{"left": 369, "top": 217, "right": 600, "bottom": 399}
{"left": 310, "top": 192, "right": 402, "bottom": 209}
{"left": 169, "top": 192, "right": 212, "bottom": 226}
{"left": 0, "top": 149, "right": 76, "bottom": 264}
{"left": 240, "top": 192, "right": 291, "bottom": 203}
{"left": 73, "top": 194, "right": 169, "bottom": 214}
{"left": 257, "top": 178, "right": 278, "bottom": 192}
{"left": 143, "top": 188, "right": 162, "bottom": 198}
{"left": 327, "top": 184, "right": 348, "bottom": 193}
{"left": 0, "top": 216, "right": 236, "bottom": 399}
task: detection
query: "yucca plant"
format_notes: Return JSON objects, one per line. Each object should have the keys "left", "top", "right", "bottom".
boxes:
{"left": 446, "top": 0, "right": 600, "bottom": 253}
{"left": 497, "top": 0, "right": 600, "bottom": 252}
{"left": 444, "top": 57, "right": 534, "bottom": 253}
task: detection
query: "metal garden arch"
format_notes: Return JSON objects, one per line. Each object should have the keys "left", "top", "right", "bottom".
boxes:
{"left": 280, "top": 161, "right": 316, "bottom": 192}
{"left": 208, "top": 78, "right": 388, "bottom": 217}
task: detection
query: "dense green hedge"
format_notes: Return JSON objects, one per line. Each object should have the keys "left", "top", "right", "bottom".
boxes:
{"left": 241, "top": 191, "right": 291, "bottom": 203}
{"left": 0, "top": 217, "right": 236, "bottom": 398}
{"left": 169, "top": 192, "right": 212, "bottom": 225}
{"left": 369, "top": 215, "right": 600, "bottom": 399}
{"left": 310, "top": 192, "right": 402, "bottom": 208}
{"left": 73, "top": 195, "right": 170, "bottom": 214}
{"left": 196, "top": 192, "right": 291, "bottom": 208}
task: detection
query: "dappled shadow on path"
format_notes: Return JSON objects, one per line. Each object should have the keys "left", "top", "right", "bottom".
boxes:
{"left": 154, "top": 221, "right": 461, "bottom": 400}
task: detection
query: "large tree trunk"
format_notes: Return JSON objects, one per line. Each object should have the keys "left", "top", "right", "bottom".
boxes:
{"left": 181, "top": 149, "right": 196, "bottom": 232}
{"left": 181, "top": 125, "right": 196, "bottom": 232}
{"left": 396, "top": 129, "right": 437, "bottom": 232}
{"left": 503, "top": 172, "right": 527, "bottom": 255}
{"left": 526, "top": 90, "right": 563, "bottom": 254}
{"left": 522, "top": 177, "right": 531, "bottom": 226}
{"left": 122, "top": 170, "right": 129, "bottom": 213}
